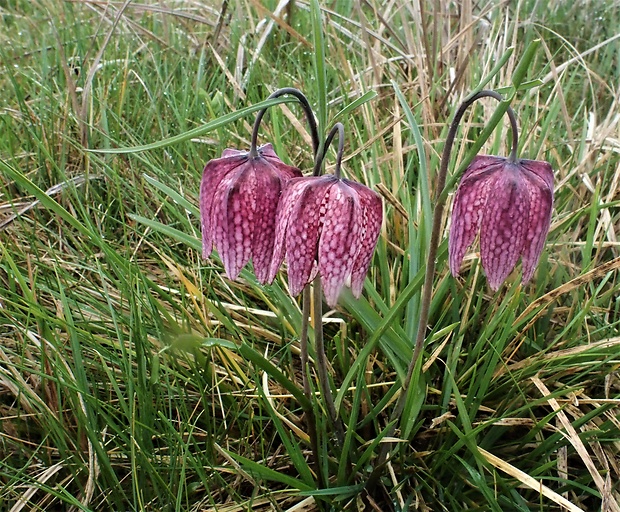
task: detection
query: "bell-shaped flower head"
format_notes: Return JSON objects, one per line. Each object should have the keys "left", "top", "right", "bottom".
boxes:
{"left": 200, "top": 88, "right": 320, "bottom": 284}
{"left": 200, "top": 143, "right": 302, "bottom": 283}
{"left": 449, "top": 155, "right": 554, "bottom": 290}
{"left": 268, "top": 124, "right": 382, "bottom": 307}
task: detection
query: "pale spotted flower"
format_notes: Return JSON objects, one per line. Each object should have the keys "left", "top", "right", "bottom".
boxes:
{"left": 200, "top": 143, "right": 302, "bottom": 283}
{"left": 449, "top": 155, "right": 554, "bottom": 290}
{"left": 268, "top": 175, "right": 383, "bottom": 307}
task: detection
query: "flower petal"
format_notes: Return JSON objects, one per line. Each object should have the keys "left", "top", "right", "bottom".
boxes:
{"left": 200, "top": 154, "right": 248, "bottom": 259}
{"left": 258, "top": 143, "right": 302, "bottom": 180}
{"left": 318, "top": 182, "right": 361, "bottom": 307}
{"left": 211, "top": 166, "right": 256, "bottom": 280}
{"left": 519, "top": 160, "right": 554, "bottom": 283}
{"left": 257, "top": 143, "right": 278, "bottom": 159}
{"left": 346, "top": 180, "right": 383, "bottom": 298}
{"left": 221, "top": 148, "right": 247, "bottom": 157}
{"left": 448, "top": 156, "right": 502, "bottom": 276}
{"left": 286, "top": 176, "right": 335, "bottom": 297}
{"left": 521, "top": 158, "right": 554, "bottom": 190}
{"left": 268, "top": 177, "right": 310, "bottom": 283}
{"left": 479, "top": 164, "right": 530, "bottom": 290}
{"left": 250, "top": 162, "right": 284, "bottom": 283}
{"left": 247, "top": 145, "right": 302, "bottom": 282}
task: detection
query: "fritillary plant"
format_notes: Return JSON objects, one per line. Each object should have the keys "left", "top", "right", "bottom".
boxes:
{"left": 195, "top": 57, "right": 555, "bottom": 502}
{"left": 367, "top": 89, "right": 554, "bottom": 489}
{"left": 199, "top": 88, "right": 384, "bottom": 478}
{"left": 74, "top": 7, "right": 561, "bottom": 505}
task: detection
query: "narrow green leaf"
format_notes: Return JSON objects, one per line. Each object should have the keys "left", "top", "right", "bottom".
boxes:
{"left": 224, "top": 449, "right": 313, "bottom": 491}
{"left": 143, "top": 174, "right": 199, "bottom": 217}
{"left": 392, "top": 81, "right": 430, "bottom": 339}
{"left": 332, "top": 90, "right": 378, "bottom": 122}
{"left": 393, "top": 82, "right": 430, "bottom": 236}
{"left": 471, "top": 46, "right": 514, "bottom": 94}
{"left": 89, "top": 96, "right": 296, "bottom": 153}
{"left": 1, "top": 160, "right": 93, "bottom": 238}
{"left": 299, "top": 483, "right": 364, "bottom": 497}
{"left": 335, "top": 270, "right": 426, "bottom": 411}
{"left": 496, "top": 79, "right": 544, "bottom": 95}
{"left": 353, "top": 419, "right": 403, "bottom": 474}
{"left": 511, "top": 39, "right": 541, "bottom": 90}
{"left": 455, "top": 456, "right": 504, "bottom": 512}
{"left": 237, "top": 343, "right": 311, "bottom": 410}
{"left": 128, "top": 214, "right": 202, "bottom": 251}
{"left": 337, "top": 364, "right": 364, "bottom": 485}
{"left": 399, "top": 360, "right": 427, "bottom": 440}
{"left": 310, "top": 0, "right": 327, "bottom": 137}
{"left": 164, "top": 334, "right": 238, "bottom": 352}
{"left": 254, "top": 385, "right": 316, "bottom": 487}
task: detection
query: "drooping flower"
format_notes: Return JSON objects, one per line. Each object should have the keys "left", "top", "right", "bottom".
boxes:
{"left": 200, "top": 143, "right": 302, "bottom": 283}
{"left": 268, "top": 174, "right": 383, "bottom": 307}
{"left": 449, "top": 155, "right": 554, "bottom": 290}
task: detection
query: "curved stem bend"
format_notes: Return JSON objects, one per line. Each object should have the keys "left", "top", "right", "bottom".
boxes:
{"left": 249, "top": 87, "right": 320, "bottom": 159}
{"left": 313, "top": 122, "right": 345, "bottom": 177}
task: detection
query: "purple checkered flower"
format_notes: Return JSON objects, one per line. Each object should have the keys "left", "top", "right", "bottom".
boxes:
{"left": 268, "top": 175, "right": 383, "bottom": 307}
{"left": 449, "top": 155, "right": 554, "bottom": 290}
{"left": 200, "top": 143, "right": 302, "bottom": 283}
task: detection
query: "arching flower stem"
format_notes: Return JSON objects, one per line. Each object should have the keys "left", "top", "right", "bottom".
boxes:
{"left": 409, "top": 90, "right": 518, "bottom": 384}
{"left": 367, "top": 90, "right": 519, "bottom": 489}
{"left": 308, "top": 122, "right": 348, "bottom": 454}
{"left": 249, "top": 87, "right": 320, "bottom": 159}
{"left": 313, "top": 122, "right": 345, "bottom": 177}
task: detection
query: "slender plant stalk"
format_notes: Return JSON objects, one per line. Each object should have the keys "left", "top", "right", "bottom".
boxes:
{"left": 366, "top": 90, "right": 519, "bottom": 489}
{"left": 252, "top": 87, "right": 325, "bottom": 486}
{"left": 300, "top": 288, "right": 313, "bottom": 402}
{"left": 313, "top": 122, "right": 344, "bottom": 177}
{"left": 299, "top": 287, "right": 325, "bottom": 488}
{"left": 312, "top": 276, "right": 345, "bottom": 447}
{"left": 249, "top": 87, "right": 319, "bottom": 157}
{"left": 409, "top": 90, "right": 517, "bottom": 389}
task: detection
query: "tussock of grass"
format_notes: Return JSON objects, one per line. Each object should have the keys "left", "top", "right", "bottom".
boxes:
{"left": 1, "top": 1, "right": 619, "bottom": 510}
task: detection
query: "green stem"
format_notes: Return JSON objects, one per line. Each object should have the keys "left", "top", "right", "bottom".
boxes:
{"left": 300, "top": 286, "right": 323, "bottom": 487}
{"left": 313, "top": 276, "right": 345, "bottom": 448}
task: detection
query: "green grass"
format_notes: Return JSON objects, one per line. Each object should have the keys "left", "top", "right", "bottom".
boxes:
{"left": 1, "top": 1, "right": 620, "bottom": 510}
